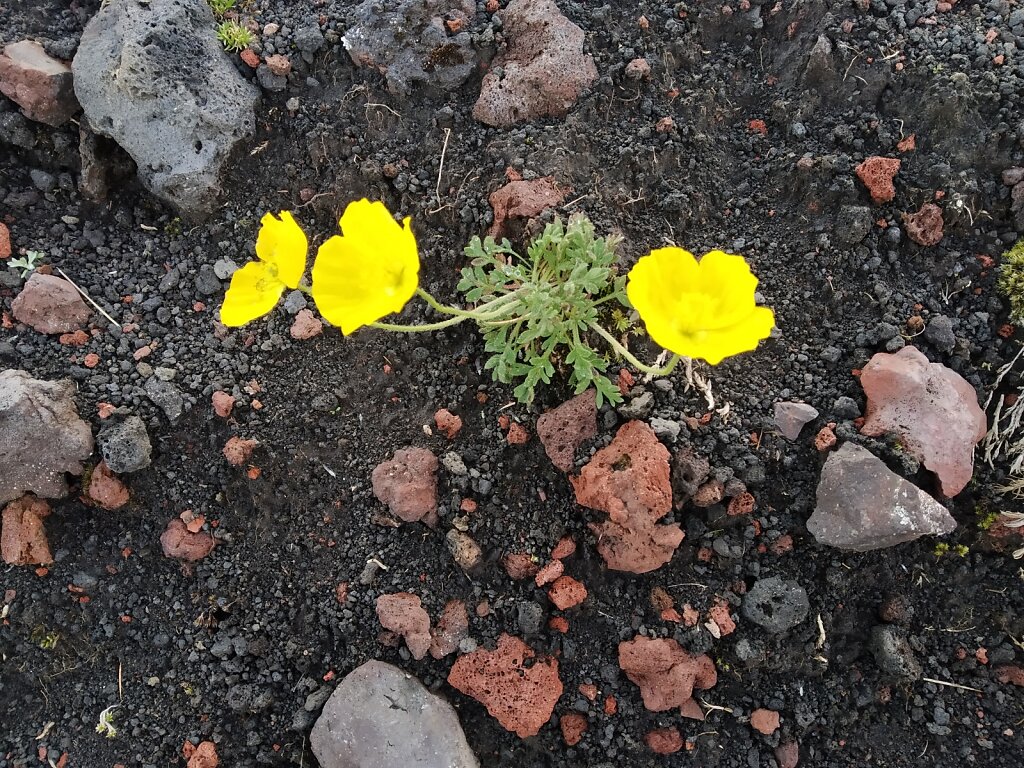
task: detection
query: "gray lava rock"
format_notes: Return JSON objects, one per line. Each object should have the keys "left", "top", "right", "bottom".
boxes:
{"left": 869, "top": 625, "right": 922, "bottom": 679}
{"left": 835, "top": 205, "right": 873, "bottom": 247}
{"left": 98, "top": 414, "right": 152, "bottom": 473}
{"left": 72, "top": 0, "right": 259, "bottom": 217}
{"left": 144, "top": 378, "right": 184, "bottom": 423}
{"left": 832, "top": 396, "right": 861, "bottom": 420}
{"left": 742, "top": 576, "right": 809, "bottom": 634}
{"left": 773, "top": 401, "right": 819, "bottom": 440}
{"left": 923, "top": 314, "right": 956, "bottom": 353}
{"left": 310, "top": 660, "right": 478, "bottom": 768}
{"left": 808, "top": 443, "right": 956, "bottom": 551}
{"left": 0, "top": 370, "right": 94, "bottom": 504}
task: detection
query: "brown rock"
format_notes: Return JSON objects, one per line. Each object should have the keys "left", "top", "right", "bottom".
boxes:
{"left": 1, "top": 495, "right": 53, "bottom": 565}
{"left": 645, "top": 727, "right": 683, "bottom": 755}
{"left": 372, "top": 447, "right": 439, "bottom": 526}
{"left": 534, "top": 558, "right": 564, "bottom": 586}
{"left": 995, "top": 665, "right": 1024, "bottom": 686}
{"left": 0, "top": 222, "right": 10, "bottom": 259}
{"left": 902, "top": 202, "right": 944, "bottom": 246}
{"left": 473, "top": 0, "right": 597, "bottom": 127}
{"left": 624, "top": 57, "right": 651, "bottom": 80}
{"left": 264, "top": 53, "right": 291, "bottom": 77}
{"left": 618, "top": 635, "right": 716, "bottom": 713}
{"left": 376, "top": 592, "right": 432, "bottom": 660}
{"left": 183, "top": 740, "right": 218, "bottom": 768}
{"left": 506, "top": 422, "right": 529, "bottom": 445}
{"left": 548, "top": 575, "right": 587, "bottom": 610}
{"left": 446, "top": 529, "right": 483, "bottom": 571}
{"left": 86, "top": 461, "right": 129, "bottom": 510}
{"left": 551, "top": 535, "right": 576, "bottom": 559}
{"left": 727, "top": 491, "right": 756, "bottom": 516}
{"left": 11, "top": 273, "right": 91, "bottom": 334}
{"left": 776, "top": 742, "right": 800, "bottom": 768}
{"left": 502, "top": 552, "right": 539, "bottom": 580}
{"left": 487, "top": 176, "right": 564, "bottom": 239}
{"left": 430, "top": 599, "right": 469, "bottom": 659}
{"left": 239, "top": 49, "right": 260, "bottom": 68}
{"left": 289, "top": 308, "right": 323, "bottom": 340}
{"left": 708, "top": 603, "right": 736, "bottom": 636}
{"left": 814, "top": 425, "right": 837, "bottom": 452}
{"left": 434, "top": 408, "right": 463, "bottom": 439}
{"left": 855, "top": 156, "right": 900, "bottom": 204}
{"left": 691, "top": 479, "right": 725, "bottom": 507}
{"left": 536, "top": 389, "right": 597, "bottom": 472}
{"left": 160, "top": 518, "right": 215, "bottom": 561}
{"left": 222, "top": 436, "right": 258, "bottom": 466}
{"left": 211, "top": 391, "right": 235, "bottom": 418}
{"left": 860, "top": 346, "right": 986, "bottom": 496}
{"left": 448, "top": 633, "right": 563, "bottom": 738}
{"left": 559, "top": 712, "right": 587, "bottom": 746}
{"left": 573, "top": 421, "right": 683, "bottom": 573}
{"left": 0, "top": 40, "right": 79, "bottom": 126}
{"left": 751, "top": 708, "right": 780, "bottom": 735}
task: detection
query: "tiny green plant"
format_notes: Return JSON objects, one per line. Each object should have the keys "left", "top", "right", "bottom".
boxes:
{"left": 997, "top": 238, "right": 1024, "bottom": 323}
{"left": 96, "top": 704, "right": 119, "bottom": 739}
{"left": 207, "top": 0, "right": 236, "bottom": 17}
{"left": 8, "top": 249, "right": 44, "bottom": 278}
{"left": 216, "top": 20, "right": 253, "bottom": 52}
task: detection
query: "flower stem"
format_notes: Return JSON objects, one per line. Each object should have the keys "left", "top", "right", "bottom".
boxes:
{"left": 370, "top": 315, "right": 468, "bottom": 333}
{"left": 587, "top": 321, "right": 680, "bottom": 376}
{"left": 416, "top": 286, "right": 525, "bottom": 320}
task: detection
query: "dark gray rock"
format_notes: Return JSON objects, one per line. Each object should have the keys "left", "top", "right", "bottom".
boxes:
{"left": 742, "top": 576, "right": 809, "bottom": 634}
{"left": 145, "top": 378, "right": 184, "bottom": 423}
{"left": 832, "top": 396, "right": 861, "bottom": 420}
{"left": 834, "top": 205, "right": 873, "bottom": 247}
{"left": 0, "top": 370, "right": 94, "bottom": 504}
{"left": 310, "top": 660, "right": 478, "bottom": 768}
{"left": 808, "top": 443, "right": 956, "bottom": 551}
{"left": 72, "top": 0, "right": 259, "bottom": 217}
{"left": 923, "top": 314, "right": 956, "bottom": 353}
{"left": 773, "top": 401, "right": 819, "bottom": 440}
{"left": 870, "top": 625, "right": 922, "bottom": 679}
{"left": 98, "top": 414, "right": 152, "bottom": 473}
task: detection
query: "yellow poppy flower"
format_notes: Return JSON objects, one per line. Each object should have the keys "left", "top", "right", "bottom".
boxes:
{"left": 220, "top": 211, "right": 308, "bottom": 326}
{"left": 311, "top": 199, "right": 420, "bottom": 335}
{"left": 626, "top": 247, "right": 775, "bottom": 365}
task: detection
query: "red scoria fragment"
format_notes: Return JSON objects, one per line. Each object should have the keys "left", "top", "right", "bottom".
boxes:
{"left": 448, "top": 633, "right": 563, "bottom": 738}
{"left": 487, "top": 177, "right": 564, "bottom": 239}
{"left": 645, "top": 727, "right": 683, "bottom": 755}
{"left": 618, "top": 635, "right": 716, "bottom": 713}
{"left": 222, "top": 436, "right": 258, "bottom": 466}
{"left": 86, "top": 461, "right": 129, "bottom": 510}
{"left": 183, "top": 740, "right": 218, "bottom": 768}
{"left": 560, "top": 712, "right": 587, "bottom": 745}
{"left": 430, "top": 599, "right": 469, "bottom": 659}
{"left": 751, "top": 708, "right": 781, "bottom": 735}
{"left": 434, "top": 409, "right": 463, "bottom": 439}
{"left": 211, "top": 391, "right": 235, "bottom": 418}
{"left": 376, "top": 592, "right": 432, "bottom": 660}
{"left": 536, "top": 389, "right": 597, "bottom": 471}
{"left": 502, "top": 552, "right": 540, "bottom": 580}
{"left": 160, "top": 519, "right": 215, "bottom": 561}
{"left": 902, "top": 202, "right": 944, "bottom": 246}
{"left": 371, "top": 447, "right": 439, "bottom": 527}
{"left": 1, "top": 495, "right": 53, "bottom": 565}
{"left": 855, "top": 156, "right": 901, "bottom": 204}
{"left": 548, "top": 575, "right": 587, "bottom": 610}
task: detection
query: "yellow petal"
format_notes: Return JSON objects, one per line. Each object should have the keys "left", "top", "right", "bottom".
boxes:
{"left": 662, "top": 306, "right": 776, "bottom": 365}
{"left": 337, "top": 199, "right": 420, "bottom": 282}
{"left": 220, "top": 262, "right": 285, "bottom": 326}
{"left": 255, "top": 211, "right": 307, "bottom": 289}
{"left": 694, "top": 250, "right": 759, "bottom": 330}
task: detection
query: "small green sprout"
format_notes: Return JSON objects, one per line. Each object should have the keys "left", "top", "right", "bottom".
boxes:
{"left": 8, "top": 250, "right": 44, "bottom": 278}
{"left": 207, "top": 0, "right": 236, "bottom": 17}
{"left": 216, "top": 20, "right": 253, "bottom": 52}
{"left": 933, "top": 542, "right": 950, "bottom": 557}
{"left": 38, "top": 631, "right": 59, "bottom": 650}
{"left": 997, "top": 238, "right": 1024, "bottom": 323}
{"left": 953, "top": 544, "right": 970, "bottom": 557}
{"left": 96, "top": 704, "right": 119, "bottom": 739}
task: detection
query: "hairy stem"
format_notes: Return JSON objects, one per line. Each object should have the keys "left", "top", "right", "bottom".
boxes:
{"left": 587, "top": 321, "right": 681, "bottom": 376}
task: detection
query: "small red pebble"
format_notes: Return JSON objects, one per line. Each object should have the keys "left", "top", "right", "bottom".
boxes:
{"left": 617, "top": 368, "right": 635, "bottom": 394}
{"left": 751, "top": 708, "right": 781, "bottom": 735}
{"left": 506, "top": 422, "right": 528, "bottom": 445}
{"left": 645, "top": 727, "right": 683, "bottom": 754}
{"left": 475, "top": 600, "right": 490, "bottom": 617}
{"left": 534, "top": 559, "right": 564, "bottom": 587}
{"left": 770, "top": 534, "right": 794, "bottom": 554}
{"left": 445, "top": 17, "right": 464, "bottom": 33}
{"left": 897, "top": 133, "right": 917, "bottom": 152}
{"left": 748, "top": 119, "right": 768, "bottom": 136}
{"left": 485, "top": 0, "right": 499, "bottom": 12}
{"left": 193, "top": 302, "right": 205, "bottom": 312}
{"left": 976, "top": 648, "right": 989, "bottom": 665}
{"left": 459, "top": 498, "right": 477, "bottom": 513}
{"left": 999, "top": 324, "right": 1015, "bottom": 339}
{"left": 814, "top": 426, "right": 837, "bottom": 452}
{"left": 434, "top": 408, "right": 463, "bottom": 439}
{"left": 240, "top": 48, "right": 260, "bottom": 68}
{"left": 83, "top": 353, "right": 100, "bottom": 368}
{"left": 603, "top": 695, "right": 617, "bottom": 715}
{"left": 994, "top": 54, "right": 1005, "bottom": 66}
{"left": 335, "top": 582, "right": 348, "bottom": 604}
{"left": 97, "top": 402, "right": 116, "bottom": 419}
{"left": 551, "top": 536, "right": 576, "bottom": 560}
{"left": 59, "top": 329, "right": 89, "bottom": 346}
{"left": 637, "top": 14, "right": 649, "bottom": 29}
{"left": 548, "top": 616, "right": 569, "bottom": 633}
{"left": 497, "top": 414, "right": 510, "bottom": 431}
{"left": 548, "top": 575, "right": 587, "bottom": 610}
{"left": 246, "top": 466, "right": 261, "bottom": 480}
{"left": 579, "top": 683, "right": 598, "bottom": 701}
{"left": 0, "top": 222, "right": 10, "bottom": 259}
{"left": 212, "top": 391, "right": 235, "bottom": 418}
{"left": 133, "top": 345, "right": 152, "bottom": 361}
{"left": 560, "top": 712, "right": 587, "bottom": 746}
{"left": 323, "top": 670, "right": 335, "bottom": 682}
{"left": 709, "top": 602, "right": 737, "bottom": 636}
{"left": 682, "top": 603, "right": 699, "bottom": 627}
{"left": 660, "top": 607, "right": 682, "bottom": 623}
{"left": 655, "top": 116, "right": 675, "bottom": 133}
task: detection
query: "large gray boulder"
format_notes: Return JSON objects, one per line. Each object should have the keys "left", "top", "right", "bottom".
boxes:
{"left": 72, "top": 0, "right": 259, "bottom": 217}
{"left": 311, "top": 660, "right": 478, "bottom": 768}
{"left": 0, "top": 370, "right": 94, "bottom": 504}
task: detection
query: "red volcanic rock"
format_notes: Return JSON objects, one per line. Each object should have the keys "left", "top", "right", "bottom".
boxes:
{"left": 211, "top": 391, "right": 235, "bottom": 418}
{"left": 536, "top": 389, "right": 597, "bottom": 472}
{"left": 776, "top": 742, "right": 800, "bottom": 768}
{"left": 551, "top": 535, "right": 576, "bottom": 559}
{"left": 502, "top": 552, "right": 539, "bottom": 580}
{"left": 289, "top": 308, "right": 323, "bottom": 340}
{"left": 559, "top": 712, "right": 587, "bottom": 746}
{"left": 183, "top": 740, "right": 218, "bottom": 768}
{"left": 618, "top": 635, "right": 716, "bottom": 713}
{"left": 434, "top": 409, "right": 463, "bottom": 440}
{"left": 995, "top": 666, "right": 1024, "bottom": 686}
{"left": 222, "top": 436, "right": 258, "bottom": 466}
{"left": 860, "top": 346, "right": 986, "bottom": 496}
{"left": 855, "top": 156, "right": 900, "bottom": 204}
{"left": 814, "top": 425, "right": 837, "bottom": 452}
{"left": 691, "top": 479, "right": 725, "bottom": 507}
{"left": 0, "top": 40, "right": 79, "bottom": 125}
{"left": 751, "top": 708, "right": 781, "bottom": 735}
{"left": 572, "top": 421, "right": 683, "bottom": 573}
{"left": 430, "top": 599, "right": 469, "bottom": 659}
{"left": 448, "top": 633, "right": 563, "bottom": 738}
{"left": 534, "top": 559, "right": 564, "bottom": 586}
{"left": 160, "top": 519, "right": 215, "bottom": 561}
{"left": 0, "top": 222, "right": 9, "bottom": 259}
{"left": 548, "top": 575, "right": 587, "bottom": 610}
{"left": 376, "top": 592, "right": 432, "bottom": 660}
{"left": 708, "top": 602, "right": 737, "bottom": 636}
{"left": 1, "top": 495, "right": 53, "bottom": 565}
{"left": 506, "top": 422, "right": 529, "bottom": 445}
{"left": 645, "top": 727, "right": 683, "bottom": 755}
{"left": 727, "top": 491, "right": 756, "bottom": 516}
{"left": 86, "top": 461, "right": 129, "bottom": 510}
{"left": 487, "top": 176, "right": 564, "bottom": 239}
{"left": 11, "top": 273, "right": 91, "bottom": 334}
{"left": 902, "top": 202, "right": 944, "bottom": 246}
{"left": 371, "top": 447, "right": 439, "bottom": 526}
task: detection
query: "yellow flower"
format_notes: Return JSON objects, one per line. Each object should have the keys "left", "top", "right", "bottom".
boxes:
{"left": 311, "top": 199, "right": 420, "bottom": 335}
{"left": 220, "top": 211, "right": 308, "bottom": 326}
{"left": 626, "top": 247, "right": 775, "bottom": 365}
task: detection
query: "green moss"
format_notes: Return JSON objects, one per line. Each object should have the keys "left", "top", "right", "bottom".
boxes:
{"left": 997, "top": 238, "right": 1024, "bottom": 323}
{"left": 977, "top": 509, "right": 1001, "bottom": 530}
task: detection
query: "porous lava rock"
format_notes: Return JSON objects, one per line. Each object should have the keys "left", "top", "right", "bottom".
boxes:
{"left": 809, "top": 442, "right": 956, "bottom": 551}
{"left": 645, "top": 727, "right": 683, "bottom": 755}
{"left": 855, "top": 156, "right": 900, "bottom": 204}
{"left": 0, "top": 40, "right": 78, "bottom": 125}
{"left": 618, "top": 635, "right": 716, "bottom": 713}
{"left": 222, "top": 436, "right": 257, "bottom": 467}
{"left": 311, "top": 660, "right": 478, "bottom": 768}
{"left": 572, "top": 420, "right": 683, "bottom": 573}
{"left": 1, "top": 495, "right": 53, "bottom": 565}
{"left": 487, "top": 176, "right": 565, "bottom": 239}
{"left": 0, "top": 369, "right": 94, "bottom": 504}
{"left": 670, "top": 445, "right": 710, "bottom": 507}
{"left": 73, "top": 0, "right": 259, "bottom": 217}
{"left": 430, "top": 599, "right": 469, "bottom": 659}
{"left": 376, "top": 592, "right": 432, "bottom": 660}
{"left": 183, "top": 741, "right": 218, "bottom": 768}
{"left": 902, "top": 202, "right": 944, "bottom": 246}
{"left": 11, "top": 273, "right": 91, "bottom": 334}
{"left": 371, "top": 447, "right": 439, "bottom": 526}
{"left": 742, "top": 576, "right": 809, "bottom": 633}
{"left": 473, "top": 0, "right": 597, "bottom": 127}
{"left": 751, "top": 708, "right": 781, "bottom": 735}
{"left": 448, "top": 633, "right": 562, "bottom": 738}
{"left": 559, "top": 712, "right": 587, "bottom": 746}
{"left": 160, "top": 518, "right": 215, "bottom": 561}
{"left": 536, "top": 389, "right": 597, "bottom": 472}
{"left": 860, "top": 346, "right": 986, "bottom": 496}
{"left": 548, "top": 575, "right": 587, "bottom": 610}
{"left": 86, "top": 461, "right": 129, "bottom": 510}
{"left": 98, "top": 414, "right": 152, "bottom": 473}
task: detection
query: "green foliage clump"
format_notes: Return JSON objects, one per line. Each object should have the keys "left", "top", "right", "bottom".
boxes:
{"left": 216, "top": 20, "right": 253, "bottom": 52}
{"left": 457, "top": 214, "right": 633, "bottom": 406}
{"left": 208, "top": 0, "right": 237, "bottom": 17}
{"left": 997, "top": 238, "right": 1024, "bottom": 323}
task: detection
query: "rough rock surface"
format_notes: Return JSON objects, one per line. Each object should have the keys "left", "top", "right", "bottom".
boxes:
{"left": 0, "top": 222, "right": 10, "bottom": 259}
{"left": 372, "top": 447, "right": 439, "bottom": 526}
{"left": 343, "top": 0, "right": 476, "bottom": 95}
{"left": 11, "top": 273, "right": 91, "bottom": 334}
{"left": 809, "top": 442, "right": 957, "bottom": 551}
{"left": 311, "top": 660, "right": 478, "bottom": 768}
{"left": 548, "top": 575, "right": 587, "bottom": 610}
{"left": 222, "top": 436, "right": 257, "bottom": 466}
{"left": 430, "top": 600, "right": 469, "bottom": 659}
{"left": 1, "top": 495, "right": 54, "bottom": 566}
{"left": 0, "top": 40, "right": 79, "bottom": 125}
{"left": 902, "top": 202, "right": 944, "bottom": 246}
{"left": 645, "top": 727, "right": 683, "bottom": 755}
{"left": 751, "top": 708, "right": 781, "bottom": 735}
{"left": 536, "top": 389, "right": 597, "bottom": 472}
{"left": 572, "top": 420, "right": 683, "bottom": 573}
{"left": 183, "top": 741, "right": 218, "bottom": 768}
{"left": 98, "top": 414, "right": 152, "bottom": 473}
{"left": 671, "top": 446, "right": 711, "bottom": 506}
{"left": 86, "top": 461, "right": 130, "bottom": 510}
{"left": 742, "top": 577, "right": 809, "bottom": 633}
{"left": 618, "top": 636, "right": 717, "bottom": 713}
{"left": 160, "top": 518, "right": 215, "bottom": 561}
{"left": 855, "top": 156, "right": 900, "bottom": 204}
{"left": 860, "top": 346, "right": 986, "bottom": 496}
{"left": 448, "top": 633, "right": 562, "bottom": 738}
{"left": 473, "top": 0, "right": 598, "bottom": 127}
{"left": 376, "top": 592, "right": 432, "bottom": 660}
{"left": 774, "top": 401, "right": 819, "bottom": 440}
{"left": 487, "top": 177, "right": 565, "bottom": 239}
{"left": 72, "top": 0, "right": 259, "bottom": 217}
{"left": 0, "top": 370, "right": 94, "bottom": 505}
